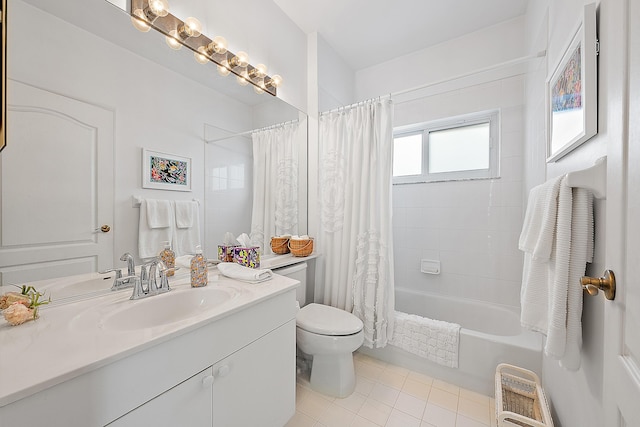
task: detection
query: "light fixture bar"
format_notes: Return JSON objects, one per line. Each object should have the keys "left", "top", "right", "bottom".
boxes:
{"left": 130, "top": 0, "right": 279, "bottom": 96}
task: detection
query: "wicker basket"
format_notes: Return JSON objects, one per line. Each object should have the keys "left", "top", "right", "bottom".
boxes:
{"left": 288, "top": 238, "right": 313, "bottom": 257}
{"left": 270, "top": 237, "right": 290, "bottom": 255}
{"left": 495, "top": 364, "right": 553, "bottom": 427}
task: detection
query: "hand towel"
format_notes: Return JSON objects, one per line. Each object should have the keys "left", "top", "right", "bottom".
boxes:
{"left": 139, "top": 200, "right": 173, "bottom": 259}
{"left": 146, "top": 199, "right": 172, "bottom": 229}
{"left": 217, "top": 262, "right": 273, "bottom": 283}
{"left": 172, "top": 201, "right": 201, "bottom": 257}
{"left": 519, "top": 176, "right": 562, "bottom": 333}
{"left": 174, "top": 200, "right": 194, "bottom": 229}
{"left": 519, "top": 176, "right": 594, "bottom": 371}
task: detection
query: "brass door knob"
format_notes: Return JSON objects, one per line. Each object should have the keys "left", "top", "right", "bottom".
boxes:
{"left": 580, "top": 270, "right": 616, "bottom": 300}
{"left": 96, "top": 225, "right": 111, "bottom": 233}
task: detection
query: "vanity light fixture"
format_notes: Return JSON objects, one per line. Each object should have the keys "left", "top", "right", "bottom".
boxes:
{"left": 129, "top": 0, "right": 280, "bottom": 96}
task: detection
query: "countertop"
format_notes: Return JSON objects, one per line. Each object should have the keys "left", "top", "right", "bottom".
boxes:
{"left": 0, "top": 267, "right": 299, "bottom": 407}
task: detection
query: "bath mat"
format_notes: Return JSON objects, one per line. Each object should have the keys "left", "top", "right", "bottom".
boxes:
{"left": 389, "top": 311, "right": 460, "bottom": 368}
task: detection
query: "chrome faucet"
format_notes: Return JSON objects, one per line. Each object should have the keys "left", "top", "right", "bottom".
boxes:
{"left": 120, "top": 252, "right": 136, "bottom": 277}
{"left": 130, "top": 258, "right": 171, "bottom": 300}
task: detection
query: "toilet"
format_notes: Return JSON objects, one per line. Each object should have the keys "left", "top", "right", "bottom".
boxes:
{"left": 274, "top": 262, "right": 364, "bottom": 398}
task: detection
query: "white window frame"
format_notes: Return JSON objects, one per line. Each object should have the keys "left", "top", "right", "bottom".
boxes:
{"left": 393, "top": 110, "right": 500, "bottom": 184}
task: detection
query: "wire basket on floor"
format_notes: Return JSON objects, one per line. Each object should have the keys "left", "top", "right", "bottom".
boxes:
{"left": 270, "top": 237, "right": 290, "bottom": 254}
{"left": 288, "top": 238, "right": 313, "bottom": 257}
{"left": 495, "top": 364, "right": 553, "bottom": 427}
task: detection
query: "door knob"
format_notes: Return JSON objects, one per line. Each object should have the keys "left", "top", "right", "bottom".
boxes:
{"left": 94, "top": 225, "right": 111, "bottom": 233}
{"left": 580, "top": 270, "right": 616, "bottom": 300}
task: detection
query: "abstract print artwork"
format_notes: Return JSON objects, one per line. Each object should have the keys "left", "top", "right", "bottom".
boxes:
{"left": 142, "top": 149, "right": 191, "bottom": 191}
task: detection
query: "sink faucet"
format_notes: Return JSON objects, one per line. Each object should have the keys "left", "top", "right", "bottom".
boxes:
{"left": 130, "top": 258, "right": 171, "bottom": 300}
{"left": 120, "top": 252, "right": 136, "bottom": 277}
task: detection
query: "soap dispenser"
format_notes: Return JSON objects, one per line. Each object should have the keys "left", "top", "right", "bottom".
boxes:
{"left": 159, "top": 241, "right": 175, "bottom": 277}
{"left": 190, "top": 245, "right": 208, "bottom": 288}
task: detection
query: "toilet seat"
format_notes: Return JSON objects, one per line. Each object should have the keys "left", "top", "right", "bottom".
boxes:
{"left": 296, "top": 303, "right": 363, "bottom": 336}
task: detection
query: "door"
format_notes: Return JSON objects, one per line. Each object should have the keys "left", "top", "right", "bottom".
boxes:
{"left": 0, "top": 80, "right": 114, "bottom": 285}
{"left": 107, "top": 367, "right": 214, "bottom": 427}
{"left": 603, "top": 0, "right": 640, "bottom": 424}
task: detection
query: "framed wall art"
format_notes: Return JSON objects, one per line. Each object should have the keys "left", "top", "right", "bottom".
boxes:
{"left": 142, "top": 148, "right": 192, "bottom": 191}
{"left": 546, "top": 3, "right": 598, "bottom": 162}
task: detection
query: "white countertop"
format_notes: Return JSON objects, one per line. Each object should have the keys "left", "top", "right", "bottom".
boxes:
{"left": 260, "top": 253, "right": 319, "bottom": 270}
{"left": 0, "top": 268, "right": 299, "bottom": 407}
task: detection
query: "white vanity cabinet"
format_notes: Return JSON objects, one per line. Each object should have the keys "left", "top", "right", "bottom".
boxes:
{"left": 0, "top": 288, "right": 297, "bottom": 427}
{"left": 108, "top": 367, "right": 215, "bottom": 426}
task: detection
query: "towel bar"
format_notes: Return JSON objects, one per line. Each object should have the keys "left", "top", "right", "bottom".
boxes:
{"left": 132, "top": 196, "right": 200, "bottom": 208}
{"left": 565, "top": 156, "right": 607, "bottom": 199}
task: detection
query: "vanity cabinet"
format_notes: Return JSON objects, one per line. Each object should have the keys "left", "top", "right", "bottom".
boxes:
{"left": 0, "top": 288, "right": 297, "bottom": 427}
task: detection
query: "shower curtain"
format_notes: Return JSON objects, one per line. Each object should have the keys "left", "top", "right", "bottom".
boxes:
{"left": 250, "top": 122, "right": 302, "bottom": 253}
{"left": 319, "top": 98, "right": 395, "bottom": 348}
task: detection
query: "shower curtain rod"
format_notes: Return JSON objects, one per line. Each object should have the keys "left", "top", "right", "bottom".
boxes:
{"left": 205, "top": 118, "right": 300, "bottom": 143}
{"left": 321, "top": 95, "right": 392, "bottom": 115}
{"left": 390, "top": 50, "right": 547, "bottom": 99}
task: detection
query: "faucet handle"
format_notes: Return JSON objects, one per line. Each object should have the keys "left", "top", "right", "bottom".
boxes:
{"left": 129, "top": 277, "right": 146, "bottom": 300}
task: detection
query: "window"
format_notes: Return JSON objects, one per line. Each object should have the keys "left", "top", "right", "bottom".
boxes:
{"left": 392, "top": 110, "right": 499, "bottom": 184}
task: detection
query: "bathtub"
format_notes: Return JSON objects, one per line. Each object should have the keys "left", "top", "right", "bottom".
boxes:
{"left": 357, "top": 288, "right": 542, "bottom": 396}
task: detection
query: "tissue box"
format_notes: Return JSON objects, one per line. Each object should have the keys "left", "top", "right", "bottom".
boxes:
{"left": 218, "top": 245, "right": 239, "bottom": 262}
{"left": 233, "top": 247, "right": 260, "bottom": 268}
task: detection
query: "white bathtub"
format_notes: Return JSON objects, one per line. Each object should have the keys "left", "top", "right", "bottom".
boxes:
{"left": 358, "top": 288, "right": 542, "bottom": 396}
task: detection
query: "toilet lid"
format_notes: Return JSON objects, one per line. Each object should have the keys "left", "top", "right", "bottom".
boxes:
{"left": 296, "top": 303, "right": 364, "bottom": 336}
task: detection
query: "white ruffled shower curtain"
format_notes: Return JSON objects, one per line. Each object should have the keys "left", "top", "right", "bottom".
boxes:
{"left": 319, "top": 98, "right": 395, "bottom": 348}
{"left": 250, "top": 121, "right": 302, "bottom": 253}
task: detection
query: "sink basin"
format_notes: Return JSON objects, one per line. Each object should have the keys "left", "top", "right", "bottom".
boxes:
{"left": 71, "top": 286, "right": 238, "bottom": 332}
{"left": 39, "top": 275, "right": 116, "bottom": 302}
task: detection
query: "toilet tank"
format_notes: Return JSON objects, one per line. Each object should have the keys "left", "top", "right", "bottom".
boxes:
{"left": 273, "top": 262, "right": 307, "bottom": 306}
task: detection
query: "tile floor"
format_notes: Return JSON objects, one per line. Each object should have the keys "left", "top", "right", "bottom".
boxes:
{"left": 286, "top": 352, "right": 497, "bottom": 427}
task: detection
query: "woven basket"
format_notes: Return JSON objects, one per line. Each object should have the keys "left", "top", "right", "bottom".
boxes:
{"left": 288, "top": 238, "right": 313, "bottom": 257}
{"left": 270, "top": 237, "right": 290, "bottom": 255}
{"left": 495, "top": 364, "right": 553, "bottom": 427}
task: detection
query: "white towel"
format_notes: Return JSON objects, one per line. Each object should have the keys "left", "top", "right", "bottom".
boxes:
{"left": 174, "top": 200, "right": 194, "bottom": 229}
{"left": 389, "top": 311, "right": 460, "bottom": 368}
{"left": 519, "top": 176, "right": 594, "bottom": 371}
{"left": 519, "top": 176, "right": 562, "bottom": 333}
{"left": 146, "top": 199, "right": 172, "bottom": 229}
{"left": 139, "top": 200, "right": 174, "bottom": 259}
{"left": 172, "top": 201, "right": 201, "bottom": 257}
{"left": 217, "top": 262, "right": 273, "bottom": 283}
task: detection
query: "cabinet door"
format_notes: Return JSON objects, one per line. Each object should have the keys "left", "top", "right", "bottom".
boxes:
{"left": 213, "top": 320, "right": 296, "bottom": 427}
{"left": 108, "top": 367, "right": 214, "bottom": 427}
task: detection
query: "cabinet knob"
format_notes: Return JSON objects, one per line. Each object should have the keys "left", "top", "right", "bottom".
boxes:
{"left": 217, "top": 365, "right": 230, "bottom": 377}
{"left": 202, "top": 375, "right": 215, "bottom": 388}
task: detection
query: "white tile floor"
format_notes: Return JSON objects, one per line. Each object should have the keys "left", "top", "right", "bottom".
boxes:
{"left": 286, "top": 352, "right": 497, "bottom": 427}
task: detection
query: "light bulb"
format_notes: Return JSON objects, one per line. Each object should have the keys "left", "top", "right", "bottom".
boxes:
{"left": 165, "top": 30, "right": 182, "bottom": 50}
{"left": 253, "top": 80, "right": 265, "bottom": 94}
{"left": 179, "top": 17, "right": 202, "bottom": 38}
{"left": 194, "top": 46, "right": 209, "bottom": 64}
{"left": 212, "top": 36, "right": 228, "bottom": 54}
{"left": 217, "top": 60, "right": 231, "bottom": 76}
{"left": 148, "top": 0, "right": 169, "bottom": 18}
{"left": 250, "top": 63, "right": 267, "bottom": 79}
{"left": 266, "top": 74, "right": 283, "bottom": 88}
{"left": 236, "top": 70, "right": 250, "bottom": 86}
{"left": 130, "top": 9, "right": 151, "bottom": 32}
{"left": 230, "top": 51, "right": 249, "bottom": 68}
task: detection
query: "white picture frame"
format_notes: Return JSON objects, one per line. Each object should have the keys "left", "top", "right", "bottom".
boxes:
{"left": 142, "top": 148, "right": 192, "bottom": 192}
{"left": 546, "top": 3, "right": 598, "bottom": 162}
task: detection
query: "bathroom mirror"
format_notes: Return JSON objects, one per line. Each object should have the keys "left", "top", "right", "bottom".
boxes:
{"left": 0, "top": 0, "right": 5, "bottom": 152}
{"left": 0, "top": 0, "right": 307, "bottom": 298}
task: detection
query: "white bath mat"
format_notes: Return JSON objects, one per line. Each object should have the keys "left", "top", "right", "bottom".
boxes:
{"left": 389, "top": 311, "right": 461, "bottom": 368}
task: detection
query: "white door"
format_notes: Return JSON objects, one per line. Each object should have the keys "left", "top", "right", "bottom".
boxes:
{"left": 603, "top": 1, "right": 640, "bottom": 424}
{"left": 0, "top": 80, "right": 114, "bottom": 285}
